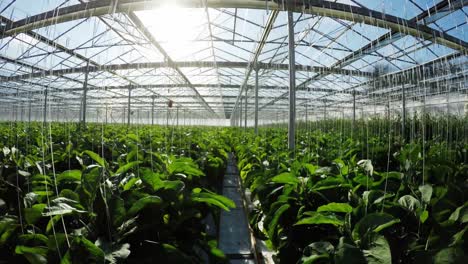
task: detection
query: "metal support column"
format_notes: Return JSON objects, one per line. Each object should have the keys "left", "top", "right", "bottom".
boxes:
{"left": 401, "top": 82, "right": 406, "bottom": 140}
{"left": 239, "top": 97, "right": 243, "bottom": 128}
{"left": 446, "top": 87, "right": 450, "bottom": 144}
{"left": 127, "top": 88, "right": 132, "bottom": 126}
{"left": 105, "top": 104, "right": 108, "bottom": 124}
{"left": 244, "top": 87, "right": 247, "bottom": 129}
{"left": 123, "top": 107, "right": 126, "bottom": 124}
{"left": 43, "top": 88, "right": 48, "bottom": 125}
{"left": 305, "top": 104, "right": 308, "bottom": 129}
{"left": 137, "top": 109, "right": 140, "bottom": 125}
{"left": 28, "top": 100, "right": 32, "bottom": 123}
{"left": 81, "top": 61, "right": 89, "bottom": 126}
{"left": 254, "top": 67, "right": 259, "bottom": 135}
{"left": 352, "top": 91, "right": 356, "bottom": 124}
{"left": 287, "top": 10, "right": 296, "bottom": 152}
{"left": 151, "top": 96, "right": 156, "bottom": 125}
{"left": 386, "top": 100, "right": 390, "bottom": 120}
{"left": 176, "top": 107, "right": 179, "bottom": 127}
{"left": 20, "top": 104, "right": 24, "bottom": 122}
{"left": 166, "top": 107, "right": 169, "bottom": 127}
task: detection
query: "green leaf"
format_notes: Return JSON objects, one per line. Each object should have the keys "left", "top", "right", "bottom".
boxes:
{"left": 24, "top": 192, "right": 38, "bottom": 208}
{"left": 398, "top": 195, "right": 421, "bottom": 212}
{"left": 418, "top": 184, "right": 432, "bottom": 204}
{"left": 18, "top": 234, "right": 48, "bottom": 245}
{"left": 210, "top": 247, "right": 226, "bottom": 259}
{"left": 267, "top": 204, "right": 290, "bottom": 243}
{"left": 299, "top": 241, "right": 334, "bottom": 264}
{"left": 334, "top": 237, "right": 366, "bottom": 264}
{"left": 191, "top": 191, "right": 235, "bottom": 211}
{"left": 110, "top": 197, "right": 126, "bottom": 227}
{"left": 65, "top": 236, "right": 105, "bottom": 263}
{"left": 352, "top": 213, "right": 399, "bottom": 242}
{"left": 357, "top": 159, "right": 373, "bottom": 176}
{"left": 450, "top": 225, "right": 467, "bottom": 247}
{"left": 434, "top": 247, "right": 464, "bottom": 264}
{"left": 127, "top": 196, "right": 162, "bottom": 217}
{"left": 81, "top": 166, "right": 103, "bottom": 206}
{"left": 46, "top": 215, "right": 61, "bottom": 234}
{"left": 126, "top": 133, "right": 140, "bottom": 143}
{"left": 42, "top": 202, "right": 86, "bottom": 216}
{"left": 418, "top": 184, "right": 433, "bottom": 204}
{"left": 317, "top": 203, "right": 353, "bottom": 214}
{"left": 295, "top": 212, "right": 344, "bottom": 226}
{"left": 168, "top": 158, "right": 204, "bottom": 177}
{"left": 122, "top": 177, "right": 138, "bottom": 191}
{"left": 57, "top": 170, "right": 81, "bottom": 184}
{"left": 139, "top": 168, "right": 163, "bottom": 192}
{"left": 95, "top": 238, "right": 131, "bottom": 264}
{"left": 161, "top": 180, "right": 185, "bottom": 193}
{"left": 158, "top": 243, "right": 194, "bottom": 262}
{"left": 140, "top": 168, "right": 185, "bottom": 193}
{"left": 83, "top": 150, "right": 106, "bottom": 167}
{"left": 115, "top": 161, "right": 142, "bottom": 175}
{"left": 303, "top": 164, "right": 318, "bottom": 175}
{"left": 362, "top": 234, "right": 392, "bottom": 264}
{"left": 33, "top": 191, "right": 54, "bottom": 197}
{"left": 47, "top": 233, "right": 69, "bottom": 254}
{"left": 15, "top": 245, "right": 48, "bottom": 264}
{"left": 207, "top": 239, "right": 226, "bottom": 259}
{"left": 24, "top": 204, "right": 47, "bottom": 225}
{"left": 373, "top": 219, "right": 401, "bottom": 233}
{"left": 419, "top": 210, "right": 429, "bottom": 223}
{"left": 270, "top": 172, "right": 299, "bottom": 185}
{"left": 60, "top": 251, "right": 72, "bottom": 264}
{"left": 59, "top": 189, "right": 80, "bottom": 202}
{"left": 449, "top": 204, "right": 468, "bottom": 223}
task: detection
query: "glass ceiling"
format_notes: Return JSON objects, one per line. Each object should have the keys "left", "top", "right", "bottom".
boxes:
{"left": 0, "top": 0, "right": 466, "bottom": 121}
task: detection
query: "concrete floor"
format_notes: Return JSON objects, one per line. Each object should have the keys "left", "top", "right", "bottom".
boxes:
{"left": 218, "top": 154, "right": 256, "bottom": 264}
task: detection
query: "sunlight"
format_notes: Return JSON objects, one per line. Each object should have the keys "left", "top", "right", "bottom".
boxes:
{"left": 149, "top": 5, "right": 192, "bottom": 42}
{"left": 136, "top": 6, "right": 209, "bottom": 60}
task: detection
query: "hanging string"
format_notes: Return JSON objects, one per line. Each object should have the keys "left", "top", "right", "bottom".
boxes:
{"left": 40, "top": 89, "right": 63, "bottom": 259}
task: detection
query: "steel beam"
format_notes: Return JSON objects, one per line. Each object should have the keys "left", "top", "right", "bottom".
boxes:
{"left": 305, "top": 0, "right": 464, "bottom": 85}
{"left": 287, "top": 10, "right": 296, "bottom": 152}
{"left": 0, "top": 61, "right": 371, "bottom": 83}
{"left": 0, "top": 83, "right": 359, "bottom": 99}
{"left": 0, "top": 15, "right": 197, "bottom": 118}
{"left": 1, "top": 0, "right": 466, "bottom": 51}
{"left": 295, "top": 52, "right": 464, "bottom": 109}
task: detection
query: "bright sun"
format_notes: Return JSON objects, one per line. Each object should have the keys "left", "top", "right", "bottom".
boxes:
{"left": 135, "top": 6, "right": 209, "bottom": 60}
{"left": 138, "top": 6, "right": 206, "bottom": 42}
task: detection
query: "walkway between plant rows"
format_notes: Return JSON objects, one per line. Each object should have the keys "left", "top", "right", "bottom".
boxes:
{"left": 218, "top": 153, "right": 256, "bottom": 264}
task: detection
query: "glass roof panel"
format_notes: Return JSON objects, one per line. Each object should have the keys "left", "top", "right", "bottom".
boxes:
{"left": 0, "top": 1, "right": 466, "bottom": 117}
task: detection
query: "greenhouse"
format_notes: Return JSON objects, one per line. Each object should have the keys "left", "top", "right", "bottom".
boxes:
{"left": 0, "top": 0, "right": 466, "bottom": 263}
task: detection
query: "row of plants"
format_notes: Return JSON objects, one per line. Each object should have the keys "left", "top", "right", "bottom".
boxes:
{"left": 234, "top": 116, "right": 467, "bottom": 263}
{"left": 0, "top": 122, "right": 235, "bottom": 263}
